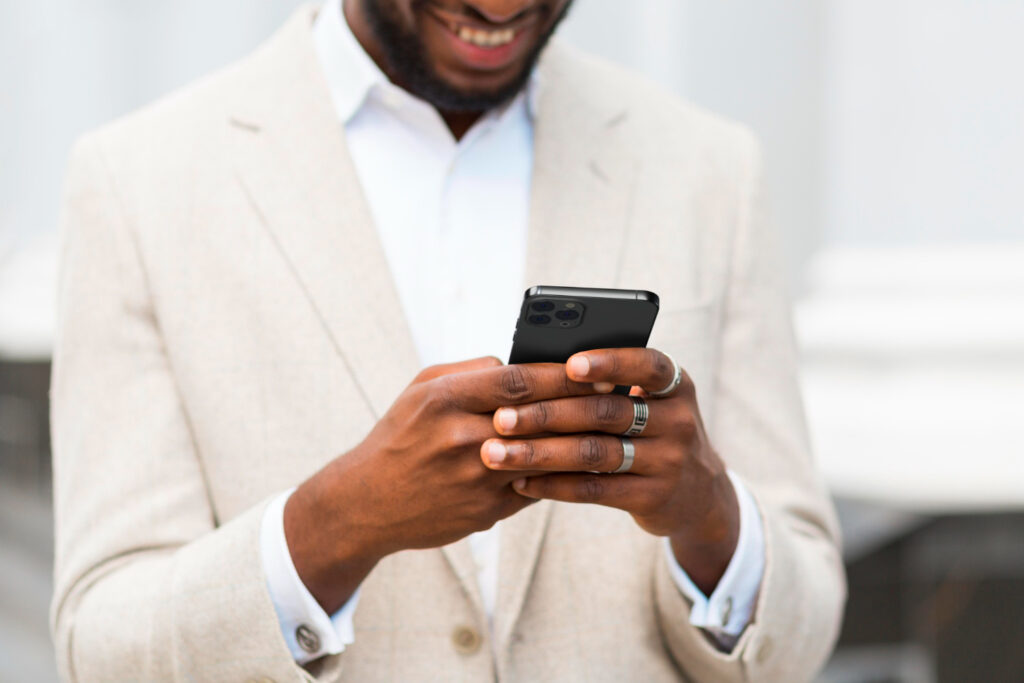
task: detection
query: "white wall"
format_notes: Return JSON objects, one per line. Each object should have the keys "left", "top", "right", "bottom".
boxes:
{"left": 823, "top": 0, "right": 1024, "bottom": 246}
{"left": 3, "top": 1, "right": 1022, "bottom": 279}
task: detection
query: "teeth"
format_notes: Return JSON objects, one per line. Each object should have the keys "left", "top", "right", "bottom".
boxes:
{"left": 456, "top": 26, "right": 515, "bottom": 48}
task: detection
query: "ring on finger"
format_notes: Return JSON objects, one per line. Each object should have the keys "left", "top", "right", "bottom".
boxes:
{"left": 649, "top": 353, "right": 682, "bottom": 398}
{"left": 622, "top": 396, "right": 648, "bottom": 436}
{"left": 611, "top": 437, "right": 635, "bottom": 473}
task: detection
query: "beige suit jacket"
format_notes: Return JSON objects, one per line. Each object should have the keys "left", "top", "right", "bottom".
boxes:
{"left": 50, "top": 5, "right": 845, "bottom": 682}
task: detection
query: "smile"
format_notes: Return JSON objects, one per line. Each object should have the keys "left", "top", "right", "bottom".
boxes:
{"left": 422, "top": 3, "right": 540, "bottom": 71}
{"left": 424, "top": 3, "right": 537, "bottom": 50}
{"left": 454, "top": 25, "right": 517, "bottom": 48}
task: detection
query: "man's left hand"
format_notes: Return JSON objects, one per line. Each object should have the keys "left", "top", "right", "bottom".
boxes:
{"left": 480, "top": 348, "right": 740, "bottom": 593}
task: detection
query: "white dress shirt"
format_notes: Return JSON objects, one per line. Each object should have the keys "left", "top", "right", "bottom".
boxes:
{"left": 259, "top": 0, "right": 766, "bottom": 664}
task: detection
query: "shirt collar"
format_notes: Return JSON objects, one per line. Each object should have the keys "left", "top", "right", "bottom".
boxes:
{"left": 312, "top": 0, "right": 541, "bottom": 126}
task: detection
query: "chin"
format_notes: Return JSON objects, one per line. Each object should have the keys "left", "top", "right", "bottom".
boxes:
{"left": 440, "top": 70, "right": 521, "bottom": 96}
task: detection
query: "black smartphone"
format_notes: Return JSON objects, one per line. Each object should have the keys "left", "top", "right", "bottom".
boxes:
{"left": 508, "top": 286, "right": 660, "bottom": 395}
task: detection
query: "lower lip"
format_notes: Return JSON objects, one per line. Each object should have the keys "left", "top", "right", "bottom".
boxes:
{"left": 439, "top": 23, "right": 532, "bottom": 71}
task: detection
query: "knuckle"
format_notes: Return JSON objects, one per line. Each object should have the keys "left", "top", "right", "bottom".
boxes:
{"left": 578, "top": 436, "right": 607, "bottom": 469}
{"left": 524, "top": 476, "right": 546, "bottom": 497}
{"left": 652, "top": 351, "right": 673, "bottom": 381}
{"left": 452, "top": 456, "right": 485, "bottom": 484}
{"left": 578, "top": 475, "right": 605, "bottom": 502}
{"left": 425, "top": 376, "right": 458, "bottom": 412}
{"left": 441, "top": 427, "right": 463, "bottom": 451}
{"left": 561, "top": 371, "right": 578, "bottom": 396}
{"left": 662, "top": 443, "right": 687, "bottom": 469}
{"left": 633, "top": 492, "right": 662, "bottom": 517}
{"left": 678, "top": 369, "right": 696, "bottom": 396}
{"left": 589, "top": 395, "right": 622, "bottom": 426}
{"left": 469, "top": 462, "right": 493, "bottom": 486}
{"left": 675, "top": 411, "right": 698, "bottom": 441}
{"left": 520, "top": 440, "right": 539, "bottom": 467}
{"left": 499, "top": 365, "right": 534, "bottom": 403}
{"left": 530, "top": 400, "right": 551, "bottom": 427}
{"left": 447, "top": 424, "right": 479, "bottom": 450}
{"left": 412, "top": 366, "right": 436, "bottom": 383}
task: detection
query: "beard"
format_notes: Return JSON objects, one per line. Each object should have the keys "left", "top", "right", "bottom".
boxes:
{"left": 363, "top": 0, "right": 574, "bottom": 112}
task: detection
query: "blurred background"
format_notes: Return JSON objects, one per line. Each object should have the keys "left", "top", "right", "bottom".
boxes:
{"left": 2, "top": 1, "right": 1022, "bottom": 681}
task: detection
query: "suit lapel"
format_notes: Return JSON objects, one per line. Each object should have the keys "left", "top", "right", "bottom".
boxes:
{"left": 229, "top": 7, "right": 419, "bottom": 422}
{"left": 227, "top": 15, "right": 637, "bottom": 641}
{"left": 496, "top": 41, "right": 637, "bottom": 656}
{"left": 228, "top": 7, "right": 492, "bottom": 621}
{"left": 522, "top": 43, "right": 638, "bottom": 292}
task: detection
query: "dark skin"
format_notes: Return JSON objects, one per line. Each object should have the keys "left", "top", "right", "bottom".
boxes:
{"left": 285, "top": 0, "right": 741, "bottom": 615}
{"left": 344, "top": 0, "right": 573, "bottom": 138}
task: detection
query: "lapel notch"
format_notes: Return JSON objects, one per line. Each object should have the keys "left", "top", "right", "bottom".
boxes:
{"left": 229, "top": 7, "right": 420, "bottom": 421}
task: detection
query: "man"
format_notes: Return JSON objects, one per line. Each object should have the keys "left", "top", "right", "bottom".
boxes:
{"left": 50, "top": 0, "right": 845, "bottom": 681}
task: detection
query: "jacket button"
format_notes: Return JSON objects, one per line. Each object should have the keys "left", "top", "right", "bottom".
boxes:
{"left": 451, "top": 625, "right": 482, "bottom": 655}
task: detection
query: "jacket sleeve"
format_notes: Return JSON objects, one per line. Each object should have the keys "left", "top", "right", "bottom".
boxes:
{"left": 49, "top": 134, "right": 333, "bottom": 683}
{"left": 652, "top": 133, "right": 847, "bottom": 682}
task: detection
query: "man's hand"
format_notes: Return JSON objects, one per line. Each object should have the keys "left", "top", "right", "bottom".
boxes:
{"left": 480, "top": 348, "right": 740, "bottom": 594}
{"left": 283, "top": 356, "right": 605, "bottom": 613}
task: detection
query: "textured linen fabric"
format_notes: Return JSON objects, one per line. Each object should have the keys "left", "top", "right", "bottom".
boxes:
{"left": 50, "top": 5, "right": 845, "bottom": 682}
{"left": 260, "top": 0, "right": 765, "bottom": 664}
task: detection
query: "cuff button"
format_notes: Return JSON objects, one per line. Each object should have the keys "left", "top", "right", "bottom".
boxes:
{"left": 296, "top": 624, "right": 321, "bottom": 654}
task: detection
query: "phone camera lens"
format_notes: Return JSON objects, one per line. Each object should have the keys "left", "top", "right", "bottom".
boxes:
{"left": 531, "top": 301, "right": 555, "bottom": 312}
{"left": 528, "top": 314, "right": 552, "bottom": 325}
{"left": 555, "top": 310, "right": 580, "bottom": 321}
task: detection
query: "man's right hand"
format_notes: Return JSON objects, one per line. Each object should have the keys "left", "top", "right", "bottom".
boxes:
{"left": 283, "top": 356, "right": 604, "bottom": 614}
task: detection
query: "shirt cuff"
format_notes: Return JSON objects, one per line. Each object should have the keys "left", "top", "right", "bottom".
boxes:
{"left": 259, "top": 487, "right": 361, "bottom": 664}
{"left": 661, "top": 469, "right": 765, "bottom": 649}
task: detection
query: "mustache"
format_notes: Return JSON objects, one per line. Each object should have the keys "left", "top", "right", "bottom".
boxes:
{"left": 418, "top": 0, "right": 548, "bottom": 28}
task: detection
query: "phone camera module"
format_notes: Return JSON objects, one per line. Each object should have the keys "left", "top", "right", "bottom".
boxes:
{"left": 555, "top": 309, "right": 580, "bottom": 321}
{"left": 528, "top": 314, "right": 552, "bottom": 325}
{"left": 531, "top": 300, "right": 555, "bottom": 312}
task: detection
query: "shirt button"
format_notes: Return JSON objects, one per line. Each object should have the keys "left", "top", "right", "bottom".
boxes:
{"left": 451, "top": 625, "right": 482, "bottom": 655}
{"left": 720, "top": 596, "right": 733, "bottom": 626}
{"left": 295, "top": 624, "right": 321, "bottom": 654}
{"left": 756, "top": 636, "right": 774, "bottom": 664}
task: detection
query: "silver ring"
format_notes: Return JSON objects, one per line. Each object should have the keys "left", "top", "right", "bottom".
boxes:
{"left": 622, "top": 396, "right": 648, "bottom": 436}
{"left": 649, "top": 353, "right": 682, "bottom": 398}
{"left": 612, "top": 437, "right": 635, "bottom": 473}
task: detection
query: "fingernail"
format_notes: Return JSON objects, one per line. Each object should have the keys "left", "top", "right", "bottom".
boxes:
{"left": 485, "top": 441, "right": 507, "bottom": 464}
{"left": 497, "top": 408, "right": 518, "bottom": 431}
{"left": 567, "top": 355, "right": 590, "bottom": 378}
{"left": 594, "top": 382, "right": 615, "bottom": 393}
{"left": 513, "top": 478, "right": 527, "bottom": 492}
